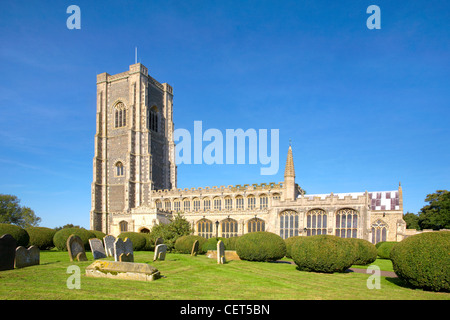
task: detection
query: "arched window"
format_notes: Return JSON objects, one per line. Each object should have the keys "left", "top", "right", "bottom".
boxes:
{"left": 236, "top": 196, "right": 244, "bottom": 210}
{"left": 197, "top": 219, "right": 213, "bottom": 239}
{"left": 164, "top": 199, "right": 171, "bottom": 211}
{"left": 115, "top": 162, "right": 124, "bottom": 177}
{"left": 203, "top": 198, "right": 211, "bottom": 211}
{"left": 306, "top": 209, "right": 327, "bottom": 236}
{"left": 248, "top": 218, "right": 265, "bottom": 233}
{"left": 139, "top": 228, "right": 150, "bottom": 234}
{"left": 114, "top": 102, "right": 126, "bottom": 128}
{"left": 193, "top": 198, "right": 200, "bottom": 212}
{"left": 224, "top": 197, "right": 232, "bottom": 210}
{"left": 259, "top": 194, "right": 268, "bottom": 209}
{"left": 279, "top": 210, "right": 299, "bottom": 239}
{"left": 335, "top": 208, "right": 359, "bottom": 238}
{"left": 272, "top": 193, "right": 280, "bottom": 201}
{"left": 148, "top": 106, "right": 158, "bottom": 132}
{"left": 183, "top": 198, "right": 190, "bottom": 212}
{"left": 221, "top": 218, "right": 238, "bottom": 238}
{"left": 371, "top": 219, "right": 387, "bottom": 244}
{"left": 213, "top": 197, "right": 221, "bottom": 211}
{"left": 119, "top": 220, "right": 128, "bottom": 232}
{"left": 247, "top": 195, "right": 256, "bottom": 210}
{"left": 173, "top": 199, "right": 181, "bottom": 212}
{"left": 155, "top": 200, "right": 162, "bottom": 209}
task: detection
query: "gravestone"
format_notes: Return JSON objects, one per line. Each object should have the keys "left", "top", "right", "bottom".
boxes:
{"left": 217, "top": 240, "right": 225, "bottom": 264}
{"left": 114, "top": 237, "right": 134, "bottom": 262}
{"left": 0, "top": 234, "right": 17, "bottom": 271}
{"left": 89, "top": 238, "right": 107, "bottom": 259}
{"left": 86, "top": 260, "right": 161, "bottom": 282}
{"left": 14, "top": 246, "right": 40, "bottom": 268}
{"left": 67, "top": 234, "right": 87, "bottom": 261}
{"left": 119, "top": 253, "right": 134, "bottom": 262}
{"left": 154, "top": 237, "right": 163, "bottom": 248}
{"left": 103, "top": 235, "right": 116, "bottom": 257}
{"left": 153, "top": 244, "right": 167, "bottom": 261}
{"left": 191, "top": 240, "right": 199, "bottom": 256}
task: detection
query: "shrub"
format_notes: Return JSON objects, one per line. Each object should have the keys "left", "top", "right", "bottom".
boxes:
{"left": 90, "top": 229, "right": 106, "bottom": 240}
{"left": 390, "top": 231, "right": 450, "bottom": 292}
{"left": 223, "top": 236, "right": 239, "bottom": 251}
{"left": 53, "top": 227, "right": 95, "bottom": 251}
{"left": 345, "top": 238, "right": 377, "bottom": 265}
{"left": 118, "top": 232, "right": 147, "bottom": 251}
{"left": 141, "top": 233, "right": 157, "bottom": 251}
{"left": 202, "top": 237, "right": 227, "bottom": 252}
{"left": 25, "top": 226, "right": 56, "bottom": 250}
{"left": 290, "top": 235, "right": 355, "bottom": 273}
{"left": 175, "top": 235, "right": 207, "bottom": 254}
{"left": 0, "top": 223, "right": 29, "bottom": 247}
{"left": 285, "top": 236, "right": 302, "bottom": 259}
{"left": 376, "top": 241, "right": 398, "bottom": 259}
{"left": 236, "top": 232, "right": 286, "bottom": 262}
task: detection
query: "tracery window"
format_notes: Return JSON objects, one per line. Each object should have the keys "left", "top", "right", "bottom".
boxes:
{"left": 371, "top": 219, "right": 387, "bottom": 244}
{"left": 164, "top": 199, "right": 171, "bottom": 211}
{"left": 247, "top": 195, "right": 256, "bottom": 210}
{"left": 114, "top": 102, "right": 126, "bottom": 128}
{"left": 221, "top": 218, "right": 238, "bottom": 238}
{"left": 272, "top": 193, "right": 280, "bottom": 201}
{"left": 193, "top": 198, "right": 200, "bottom": 212}
{"left": 259, "top": 194, "right": 268, "bottom": 209}
{"left": 173, "top": 199, "right": 181, "bottom": 212}
{"left": 203, "top": 198, "right": 211, "bottom": 211}
{"left": 155, "top": 200, "right": 162, "bottom": 209}
{"left": 119, "top": 220, "right": 128, "bottom": 232}
{"left": 248, "top": 218, "right": 265, "bottom": 233}
{"left": 148, "top": 106, "right": 158, "bottom": 132}
{"left": 279, "top": 210, "right": 299, "bottom": 239}
{"left": 335, "top": 208, "right": 359, "bottom": 238}
{"left": 197, "top": 219, "right": 213, "bottom": 239}
{"left": 183, "top": 199, "right": 190, "bottom": 212}
{"left": 306, "top": 209, "right": 327, "bottom": 236}
{"left": 236, "top": 196, "right": 244, "bottom": 210}
{"left": 225, "top": 197, "right": 232, "bottom": 210}
{"left": 213, "top": 197, "right": 221, "bottom": 211}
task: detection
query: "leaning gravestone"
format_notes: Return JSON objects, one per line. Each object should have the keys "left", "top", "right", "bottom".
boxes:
{"left": 191, "top": 240, "right": 199, "bottom": 256}
{"left": 103, "top": 235, "right": 116, "bottom": 257}
{"left": 153, "top": 244, "right": 167, "bottom": 261}
{"left": 89, "top": 238, "right": 107, "bottom": 259}
{"left": 14, "top": 246, "right": 40, "bottom": 268}
{"left": 67, "top": 234, "right": 88, "bottom": 262}
{"left": 0, "top": 234, "right": 17, "bottom": 271}
{"left": 217, "top": 240, "right": 226, "bottom": 264}
{"left": 114, "top": 237, "right": 134, "bottom": 262}
{"left": 154, "top": 237, "right": 163, "bottom": 248}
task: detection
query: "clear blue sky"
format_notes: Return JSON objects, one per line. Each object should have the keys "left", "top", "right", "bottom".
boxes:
{"left": 0, "top": 0, "right": 449, "bottom": 228}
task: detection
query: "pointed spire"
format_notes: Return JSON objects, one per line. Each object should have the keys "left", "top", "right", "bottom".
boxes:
{"left": 284, "top": 145, "right": 295, "bottom": 178}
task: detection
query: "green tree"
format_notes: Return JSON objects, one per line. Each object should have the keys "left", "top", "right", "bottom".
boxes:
{"left": 150, "top": 213, "right": 192, "bottom": 251}
{"left": 418, "top": 190, "right": 450, "bottom": 230}
{"left": 0, "top": 194, "right": 41, "bottom": 228}
{"left": 403, "top": 212, "right": 420, "bottom": 230}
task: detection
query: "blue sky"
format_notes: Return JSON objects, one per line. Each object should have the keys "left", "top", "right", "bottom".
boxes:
{"left": 0, "top": 0, "right": 449, "bottom": 228}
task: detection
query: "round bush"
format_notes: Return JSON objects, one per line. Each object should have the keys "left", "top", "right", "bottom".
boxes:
{"left": 90, "top": 229, "right": 106, "bottom": 240}
{"left": 345, "top": 238, "right": 377, "bottom": 265}
{"left": 202, "top": 237, "right": 227, "bottom": 252}
{"left": 118, "top": 232, "right": 147, "bottom": 251}
{"left": 236, "top": 232, "right": 286, "bottom": 262}
{"left": 377, "top": 241, "right": 398, "bottom": 259}
{"left": 53, "top": 227, "right": 95, "bottom": 251}
{"left": 25, "top": 226, "right": 56, "bottom": 250}
{"left": 0, "top": 223, "right": 29, "bottom": 247}
{"left": 390, "top": 231, "right": 450, "bottom": 292}
{"left": 285, "top": 236, "right": 302, "bottom": 259}
{"left": 141, "top": 233, "right": 157, "bottom": 251}
{"left": 290, "top": 235, "right": 355, "bottom": 273}
{"left": 223, "top": 236, "right": 239, "bottom": 251}
{"left": 175, "top": 235, "right": 207, "bottom": 254}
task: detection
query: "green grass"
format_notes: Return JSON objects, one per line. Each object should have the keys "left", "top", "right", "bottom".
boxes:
{"left": 0, "top": 251, "right": 448, "bottom": 300}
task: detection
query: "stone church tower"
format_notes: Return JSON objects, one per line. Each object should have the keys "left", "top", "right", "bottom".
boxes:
{"left": 90, "top": 63, "right": 176, "bottom": 233}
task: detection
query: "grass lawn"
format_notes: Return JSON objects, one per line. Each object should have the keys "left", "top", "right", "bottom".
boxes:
{"left": 0, "top": 251, "right": 448, "bottom": 300}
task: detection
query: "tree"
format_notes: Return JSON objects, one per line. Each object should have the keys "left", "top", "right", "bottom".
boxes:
{"left": 150, "top": 213, "right": 192, "bottom": 251}
{"left": 403, "top": 212, "right": 420, "bottom": 230}
{"left": 0, "top": 194, "right": 41, "bottom": 228}
{"left": 418, "top": 190, "right": 450, "bottom": 230}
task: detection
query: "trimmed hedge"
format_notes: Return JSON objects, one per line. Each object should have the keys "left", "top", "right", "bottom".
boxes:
{"left": 90, "top": 230, "right": 106, "bottom": 240}
{"left": 25, "top": 226, "right": 56, "bottom": 250}
{"left": 345, "top": 238, "right": 378, "bottom": 265}
{"left": 201, "top": 237, "right": 240, "bottom": 252}
{"left": 285, "top": 236, "right": 302, "bottom": 259}
{"left": 53, "top": 228, "right": 95, "bottom": 251}
{"left": 390, "top": 231, "right": 450, "bottom": 292}
{"left": 236, "top": 232, "right": 286, "bottom": 262}
{"left": 0, "top": 223, "right": 29, "bottom": 247}
{"left": 376, "top": 241, "right": 398, "bottom": 259}
{"left": 290, "top": 235, "right": 355, "bottom": 273}
{"left": 118, "top": 232, "right": 147, "bottom": 251}
{"left": 175, "top": 235, "right": 207, "bottom": 254}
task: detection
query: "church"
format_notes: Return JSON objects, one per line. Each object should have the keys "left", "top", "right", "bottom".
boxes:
{"left": 90, "top": 63, "right": 407, "bottom": 244}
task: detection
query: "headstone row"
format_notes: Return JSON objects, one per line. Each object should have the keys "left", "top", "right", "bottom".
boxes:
{"left": 0, "top": 234, "right": 40, "bottom": 271}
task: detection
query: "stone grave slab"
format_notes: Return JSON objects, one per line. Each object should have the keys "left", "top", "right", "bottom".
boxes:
{"left": 85, "top": 260, "right": 161, "bottom": 281}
